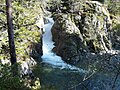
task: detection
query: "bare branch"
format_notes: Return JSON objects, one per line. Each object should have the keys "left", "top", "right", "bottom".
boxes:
{"left": 68, "top": 71, "right": 96, "bottom": 90}
{"left": 0, "top": 4, "right": 7, "bottom": 6}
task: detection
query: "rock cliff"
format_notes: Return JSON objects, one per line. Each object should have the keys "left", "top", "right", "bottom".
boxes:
{"left": 51, "top": 1, "right": 113, "bottom": 63}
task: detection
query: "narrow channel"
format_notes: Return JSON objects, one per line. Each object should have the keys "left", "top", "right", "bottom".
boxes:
{"left": 41, "top": 17, "right": 87, "bottom": 73}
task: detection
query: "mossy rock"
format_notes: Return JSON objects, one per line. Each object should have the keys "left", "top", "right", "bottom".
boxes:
{"left": 52, "top": 1, "right": 113, "bottom": 64}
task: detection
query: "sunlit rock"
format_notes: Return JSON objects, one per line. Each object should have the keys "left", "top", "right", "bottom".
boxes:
{"left": 51, "top": 1, "right": 112, "bottom": 64}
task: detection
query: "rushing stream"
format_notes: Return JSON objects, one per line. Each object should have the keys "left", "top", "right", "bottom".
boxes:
{"left": 41, "top": 17, "right": 87, "bottom": 73}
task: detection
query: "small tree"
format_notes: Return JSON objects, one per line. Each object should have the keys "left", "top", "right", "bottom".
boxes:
{"left": 6, "top": 0, "right": 17, "bottom": 65}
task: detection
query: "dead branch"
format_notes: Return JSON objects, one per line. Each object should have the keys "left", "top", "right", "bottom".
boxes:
{"left": 68, "top": 71, "right": 96, "bottom": 90}
{"left": 0, "top": 4, "right": 7, "bottom": 6}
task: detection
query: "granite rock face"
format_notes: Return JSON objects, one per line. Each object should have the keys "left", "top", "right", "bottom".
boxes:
{"left": 52, "top": 14, "right": 84, "bottom": 64}
{"left": 51, "top": 1, "right": 112, "bottom": 63}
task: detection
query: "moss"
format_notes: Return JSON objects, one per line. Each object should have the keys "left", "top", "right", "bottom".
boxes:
{"left": 97, "top": 15, "right": 104, "bottom": 22}
{"left": 108, "top": 2, "right": 120, "bottom": 15}
{"left": 112, "top": 24, "right": 120, "bottom": 32}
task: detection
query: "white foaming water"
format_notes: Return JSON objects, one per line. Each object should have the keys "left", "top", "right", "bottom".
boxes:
{"left": 41, "top": 18, "right": 87, "bottom": 73}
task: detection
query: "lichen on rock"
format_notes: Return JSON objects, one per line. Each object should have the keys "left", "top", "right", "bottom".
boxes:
{"left": 51, "top": 1, "right": 113, "bottom": 63}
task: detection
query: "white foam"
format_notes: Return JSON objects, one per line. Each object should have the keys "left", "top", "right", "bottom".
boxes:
{"left": 41, "top": 18, "right": 88, "bottom": 73}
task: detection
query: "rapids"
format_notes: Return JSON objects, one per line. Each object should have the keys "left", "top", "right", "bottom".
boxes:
{"left": 41, "top": 17, "right": 87, "bottom": 73}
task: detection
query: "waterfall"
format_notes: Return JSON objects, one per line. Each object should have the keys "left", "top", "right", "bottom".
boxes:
{"left": 41, "top": 17, "right": 88, "bottom": 73}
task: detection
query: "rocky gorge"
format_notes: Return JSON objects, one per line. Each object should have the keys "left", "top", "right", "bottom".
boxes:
{"left": 51, "top": 1, "right": 113, "bottom": 64}
{"left": 0, "top": 0, "right": 120, "bottom": 90}
{"left": 39, "top": 0, "right": 120, "bottom": 90}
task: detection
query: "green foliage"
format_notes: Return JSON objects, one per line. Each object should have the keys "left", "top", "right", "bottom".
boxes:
{"left": 0, "top": 0, "right": 42, "bottom": 89}
{"left": 0, "top": 63, "right": 30, "bottom": 90}
{"left": 108, "top": 2, "right": 120, "bottom": 15}
{"left": 0, "top": 63, "right": 41, "bottom": 90}
{"left": 113, "top": 23, "right": 120, "bottom": 29}
{"left": 0, "top": 0, "right": 42, "bottom": 62}
{"left": 112, "top": 24, "right": 120, "bottom": 35}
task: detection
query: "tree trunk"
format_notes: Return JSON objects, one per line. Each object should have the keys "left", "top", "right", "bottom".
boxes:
{"left": 6, "top": 0, "right": 17, "bottom": 65}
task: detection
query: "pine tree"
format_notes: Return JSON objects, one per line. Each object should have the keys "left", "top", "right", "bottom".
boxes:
{"left": 6, "top": 0, "right": 17, "bottom": 65}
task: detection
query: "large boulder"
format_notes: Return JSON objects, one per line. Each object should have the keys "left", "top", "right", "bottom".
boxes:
{"left": 51, "top": 1, "right": 112, "bottom": 64}
{"left": 52, "top": 14, "right": 84, "bottom": 64}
